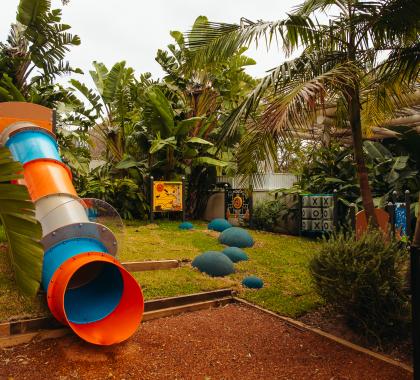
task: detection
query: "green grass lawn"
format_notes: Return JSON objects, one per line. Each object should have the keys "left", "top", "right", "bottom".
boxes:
{"left": 0, "top": 221, "right": 323, "bottom": 322}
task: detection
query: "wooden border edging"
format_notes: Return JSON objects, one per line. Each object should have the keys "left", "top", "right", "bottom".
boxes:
{"left": 122, "top": 260, "right": 179, "bottom": 272}
{"left": 233, "top": 297, "right": 413, "bottom": 374}
{"left": 0, "top": 289, "right": 234, "bottom": 342}
{"left": 144, "top": 289, "right": 233, "bottom": 312}
{"left": 143, "top": 297, "right": 233, "bottom": 322}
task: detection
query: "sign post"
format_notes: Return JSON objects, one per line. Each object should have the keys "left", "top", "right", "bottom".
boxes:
{"left": 150, "top": 178, "right": 184, "bottom": 222}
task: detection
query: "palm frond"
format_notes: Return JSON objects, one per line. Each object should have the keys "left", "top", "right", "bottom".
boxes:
{"left": 293, "top": 0, "right": 348, "bottom": 16}
{"left": 186, "top": 16, "right": 318, "bottom": 67}
{"left": 375, "top": 42, "right": 420, "bottom": 87}
{"left": 259, "top": 62, "right": 359, "bottom": 139}
{"left": 215, "top": 50, "right": 354, "bottom": 142}
{"left": 0, "top": 147, "right": 43, "bottom": 297}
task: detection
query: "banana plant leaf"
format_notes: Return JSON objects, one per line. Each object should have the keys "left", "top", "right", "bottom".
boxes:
{"left": 176, "top": 117, "right": 205, "bottom": 136}
{"left": 0, "top": 147, "right": 43, "bottom": 297}
{"left": 195, "top": 156, "right": 228, "bottom": 167}
{"left": 17, "top": 0, "right": 49, "bottom": 26}
{"left": 364, "top": 141, "right": 393, "bottom": 160}
{"left": 145, "top": 86, "right": 175, "bottom": 137}
{"left": 149, "top": 135, "right": 177, "bottom": 154}
{"left": 186, "top": 137, "right": 213, "bottom": 146}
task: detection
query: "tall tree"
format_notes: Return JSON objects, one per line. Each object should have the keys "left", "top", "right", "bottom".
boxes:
{"left": 0, "top": 0, "right": 81, "bottom": 106}
{"left": 186, "top": 0, "right": 420, "bottom": 225}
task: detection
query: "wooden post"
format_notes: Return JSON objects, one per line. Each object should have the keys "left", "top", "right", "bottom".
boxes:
{"left": 181, "top": 176, "right": 186, "bottom": 222}
{"left": 386, "top": 202, "right": 395, "bottom": 238}
{"left": 411, "top": 244, "right": 420, "bottom": 380}
{"left": 150, "top": 176, "right": 154, "bottom": 223}
{"left": 350, "top": 204, "right": 356, "bottom": 232}
{"left": 392, "top": 190, "right": 398, "bottom": 204}
{"left": 248, "top": 190, "right": 254, "bottom": 228}
{"left": 405, "top": 190, "right": 411, "bottom": 238}
{"left": 224, "top": 183, "right": 229, "bottom": 221}
{"left": 332, "top": 189, "right": 338, "bottom": 231}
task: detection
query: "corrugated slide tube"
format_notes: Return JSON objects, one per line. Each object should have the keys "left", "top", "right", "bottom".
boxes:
{"left": 2, "top": 122, "right": 144, "bottom": 345}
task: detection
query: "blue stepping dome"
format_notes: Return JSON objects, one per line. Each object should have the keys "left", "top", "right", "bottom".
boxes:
{"left": 192, "top": 251, "right": 235, "bottom": 277}
{"left": 242, "top": 276, "right": 264, "bottom": 289}
{"left": 179, "top": 221, "right": 194, "bottom": 230}
{"left": 222, "top": 247, "right": 248, "bottom": 263}
{"left": 219, "top": 227, "right": 254, "bottom": 248}
{"left": 208, "top": 218, "right": 232, "bottom": 232}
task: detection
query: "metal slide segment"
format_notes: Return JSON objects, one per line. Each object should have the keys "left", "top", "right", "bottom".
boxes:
{"left": 0, "top": 102, "right": 144, "bottom": 345}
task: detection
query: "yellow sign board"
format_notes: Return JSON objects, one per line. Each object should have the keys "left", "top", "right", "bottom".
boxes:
{"left": 152, "top": 181, "right": 183, "bottom": 212}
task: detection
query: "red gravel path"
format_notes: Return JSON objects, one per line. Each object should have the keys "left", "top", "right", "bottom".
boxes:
{"left": 0, "top": 304, "right": 411, "bottom": 380}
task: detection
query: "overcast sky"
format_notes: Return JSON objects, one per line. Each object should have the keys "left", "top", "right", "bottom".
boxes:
{"left": 1, "top": 0, "right": 303, "bottom": 86}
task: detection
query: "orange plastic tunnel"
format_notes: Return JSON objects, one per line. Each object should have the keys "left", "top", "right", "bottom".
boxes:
{"left": 0, "top": 102, "right": 144, "bottom": 345}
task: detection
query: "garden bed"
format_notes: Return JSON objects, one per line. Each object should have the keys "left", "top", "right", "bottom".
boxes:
{"left": 0, "top": 304, "right": 411, "bottom": 379}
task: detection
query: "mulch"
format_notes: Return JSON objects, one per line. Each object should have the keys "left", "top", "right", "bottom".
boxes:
{"left": 299, "top": 304, "right": 412, "bottom": 365}
{"left": 0, "top": 304, "right": 411, "bottom": 380}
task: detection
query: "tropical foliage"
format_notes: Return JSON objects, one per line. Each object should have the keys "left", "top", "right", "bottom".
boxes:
{"left": 64, "top": 16, "right": 256, "bottom": 218}
{"left": 185, "top": 0, "right": 420, "bottom": 226}
{"left": 0, "top": 0, "right": 81, "bottom": 105}
{"left": 0, "top": 147, "right": 43, "bottom": 296}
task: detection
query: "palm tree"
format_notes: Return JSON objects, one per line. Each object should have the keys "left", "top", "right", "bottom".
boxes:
{"left": 0, "top": 0, "right": 81, "bottom": 105}
{"left": 186, "top": 0, "right": 419, "bottom": 225}
{"left": 0, "top": 147, "right": 43, "bottom": 297}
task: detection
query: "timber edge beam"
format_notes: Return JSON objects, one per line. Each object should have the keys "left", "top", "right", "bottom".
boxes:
{"left": 0, "top": 289, "right": 234, "bottom": 341}
{"left": 122, "top": 259, "right": 180, "bottom": 272}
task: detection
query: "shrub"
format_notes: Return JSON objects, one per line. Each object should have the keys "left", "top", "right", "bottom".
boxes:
{"left": 79, "top": 176, "right": 147, "bottom": 220}
{"left": 252, "top": 195, "right": 298, "bottom": 234}
{"left": 309, "top": 230, "right": 410, "bottom": 342}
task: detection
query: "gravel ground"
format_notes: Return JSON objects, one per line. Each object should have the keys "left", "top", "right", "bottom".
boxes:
{"left": 0, "top": 304, "right": 411, "bottom": 380}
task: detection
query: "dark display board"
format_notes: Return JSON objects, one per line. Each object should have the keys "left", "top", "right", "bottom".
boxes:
{"left": 225, "top": 189, "right": 251, "bottom": 226}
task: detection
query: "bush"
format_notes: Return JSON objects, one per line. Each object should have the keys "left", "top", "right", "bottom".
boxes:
{"left": 309, "top": 230, "right": 410, "bottom": 342}
{"left": 252, "top": 195, "right": 298, "bottom": 234}
{"left": 79, "top": 176, "right": 147, "bottom": 220}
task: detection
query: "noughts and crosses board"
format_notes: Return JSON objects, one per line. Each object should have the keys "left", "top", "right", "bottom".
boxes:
{"left": 300, "top": 194, "right": 336, "bottom": 232}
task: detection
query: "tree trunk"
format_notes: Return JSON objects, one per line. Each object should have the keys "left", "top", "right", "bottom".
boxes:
{"left": 414, "top": 193, "right": 420, "bottom": 247}
{"left": 346, "top": 3, "right": 378, "bottom": 227}
{"left": 348, "top": 86, "right": 378, "bottom": 226}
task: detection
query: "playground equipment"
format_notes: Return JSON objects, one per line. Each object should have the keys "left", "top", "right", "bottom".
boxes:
{"left": 192, "top": 251, "right": 235, "bottom": 277}
{"left": 224, "top": 186, "right": 252, "bottom": 226}
{"left": 219, "top": 227, "right": 254, "bottom": 248}
{"left": 222, "top": 247, "right": 248, "bottom": 263}
{"left": 0, "top": 102, "right": 144, "bottom": 345}
{"left": 208, "top": 218, "right": 232, "bottom": 232}
{"left": 352, "top": 191, "right": 411, "bottom": 240}
{"left": 242, "top": 276, "right": 264, "bottom": 289}
{"left": 298, "top": 192, "right": 339, "bottom": 235}
{"left": 149, "top": 176, "right": 186, "bottom": 222}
